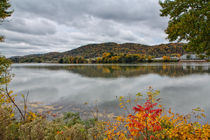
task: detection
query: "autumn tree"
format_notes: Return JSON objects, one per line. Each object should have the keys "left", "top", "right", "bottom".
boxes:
{"left": 163, "top": 56, "right": 170, "bottom": 62}
{"left": 0, "top": 0, "right": 13, "bottom": 42}
{"left": 159, "top": 0, "right": 210, "bottom": 55}
{"left": 0, "top": 0, "right": 13, "bottom": 83}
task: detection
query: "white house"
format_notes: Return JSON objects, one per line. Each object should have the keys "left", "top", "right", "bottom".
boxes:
{"left": 180, "top": 54, "right": 199, "bottom": 60}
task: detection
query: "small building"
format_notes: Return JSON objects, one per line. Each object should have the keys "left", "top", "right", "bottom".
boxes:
{"left": 153, "top": 57, "right": 163, "bottom": 61}
{"left": 170, "top": 57, "right": 179, "bottom": 60}
{"left": 180, "top": 54, "right": 199, "bottom": 60}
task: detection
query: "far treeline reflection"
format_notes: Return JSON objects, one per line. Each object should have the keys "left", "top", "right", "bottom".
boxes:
{"left": 13, "top": 64, "right": 210, "bottom": 78}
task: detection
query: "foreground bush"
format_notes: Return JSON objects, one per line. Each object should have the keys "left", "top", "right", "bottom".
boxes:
{"left": 105, "top": 89, "right": 210, "bottom": 140}
{"left": 0, "top": 89, "right": 210, "bottom": 140}
{"left": 0, "top": 109, "right": 105, "bottom": 140}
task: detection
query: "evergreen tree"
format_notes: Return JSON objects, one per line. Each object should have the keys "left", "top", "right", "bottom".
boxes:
{"left": 0, "top": 0, "right": 13, "bottom": 42}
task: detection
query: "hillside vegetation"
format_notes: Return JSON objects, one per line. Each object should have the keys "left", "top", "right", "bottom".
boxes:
{"left": 10, "top": 42, "right": 185, "bottom": 63}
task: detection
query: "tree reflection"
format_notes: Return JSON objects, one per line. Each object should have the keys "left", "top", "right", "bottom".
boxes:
{"left": 13, "top": 64, "right": 210, "bottom": 78}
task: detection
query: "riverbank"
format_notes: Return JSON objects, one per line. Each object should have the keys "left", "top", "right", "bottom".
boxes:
{"left": 12, "top": 58, "right": 210, "bottom": 64}
{"left": 179, "top": 60, "right": 208, "bottom": 62}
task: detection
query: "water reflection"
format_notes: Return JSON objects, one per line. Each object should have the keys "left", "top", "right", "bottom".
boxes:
{"left": 10, "top": 63, "right": 210, "bottom": 121}
{"left": 12, "top": 63, "right": 210, "bottom": 78}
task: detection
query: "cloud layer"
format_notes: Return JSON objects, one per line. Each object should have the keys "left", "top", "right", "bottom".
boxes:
{"left": 0, "top": 0, "right": 169, "bottom": 57}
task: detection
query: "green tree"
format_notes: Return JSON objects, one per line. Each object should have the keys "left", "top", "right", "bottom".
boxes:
{"left": 59, "top": 58, "right": 64, "bottom": 63}
{"left": 0, "top": 0, "right": 13, "bottom": 42}
{"left": 0, "top": 0, "right": 13, "bottom": 84}
{"left": 159, "top": 0, "right": 210, "bottom": 55}
{"left": 0, "top": 56, "right": 11, "bottom": 86}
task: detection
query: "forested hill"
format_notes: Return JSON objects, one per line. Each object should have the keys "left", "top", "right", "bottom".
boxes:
{"left": 10, "top": 42, "right": 185, "bottom": 63}
{"left": 64, "top": 42, "right": 184, "bottom": 58}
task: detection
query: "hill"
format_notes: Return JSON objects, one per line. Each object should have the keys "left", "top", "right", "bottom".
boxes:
{"left": 10, "top": 42, "right": 185, "bottom": 63}
{"left": 64, "top": 42, "right": 184, "bottom": 58}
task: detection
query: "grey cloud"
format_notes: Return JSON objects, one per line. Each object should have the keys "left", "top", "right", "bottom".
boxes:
{"left": 0, "top": 0, "right": 169, "bottom": 57}
{"left": 12, "top": 0, "right": 164, "bottom": 26}
{"left": 1, "top": 17, "right": 57, "bottom": 35}
{"left": 89, "top": 0, "right": 159, "bottom": 21}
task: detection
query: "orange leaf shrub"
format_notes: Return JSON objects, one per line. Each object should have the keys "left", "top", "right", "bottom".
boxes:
{"left": 105, "top": 89, "right": 210, "bottom": 140}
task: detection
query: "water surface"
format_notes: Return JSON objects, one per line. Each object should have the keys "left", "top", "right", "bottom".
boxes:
{"left": 10, "top": 63, "right": 210, "bottom": 120}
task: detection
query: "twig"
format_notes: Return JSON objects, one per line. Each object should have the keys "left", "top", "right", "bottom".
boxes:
{"left": 5, "top": 84, "right": 25, "bottom": 121}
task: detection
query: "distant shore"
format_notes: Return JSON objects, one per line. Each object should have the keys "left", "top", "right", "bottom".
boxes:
{"left": 179, "top": 60, "right": 208, "bottom": 62}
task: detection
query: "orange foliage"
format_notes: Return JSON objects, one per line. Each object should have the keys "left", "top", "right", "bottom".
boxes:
{"left": 105, "top": 90, "right": 210, "bottom": 140}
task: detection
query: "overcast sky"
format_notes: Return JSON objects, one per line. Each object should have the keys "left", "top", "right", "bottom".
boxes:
{"left": 0, "top": 0, "right": 169, "bottom": 57}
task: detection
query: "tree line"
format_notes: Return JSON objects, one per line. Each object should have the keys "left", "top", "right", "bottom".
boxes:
{"left": 57, "top": 53, "right": 180, "bottom": 64}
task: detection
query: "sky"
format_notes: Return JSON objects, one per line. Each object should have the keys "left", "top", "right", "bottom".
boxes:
{"left": 0, "top": 0, "right": 170, "bottom": 57}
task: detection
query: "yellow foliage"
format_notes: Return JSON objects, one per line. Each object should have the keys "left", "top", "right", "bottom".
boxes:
{"left": 162, "top": 56, "right": 170, "bottom": 61}
{"left": 105, "top": 91, "right": 210, "bottom": 140}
